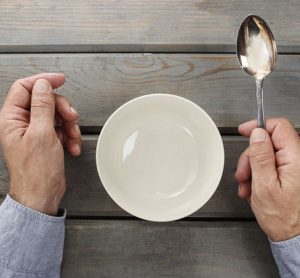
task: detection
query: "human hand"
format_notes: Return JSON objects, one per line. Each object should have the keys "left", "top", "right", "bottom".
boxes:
{"left": 235, "top": 118, "right": 300, "bottom": 241}
{"left": 0, "top": 73, "right": 81, "bottom": 215}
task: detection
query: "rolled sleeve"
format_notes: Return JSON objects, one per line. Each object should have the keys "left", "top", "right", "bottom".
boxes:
{"left": 0, "top": 194, "right": 65, "bottom": 277}
{"left": 270, "top": 235, "right": 300, "bottom": 278}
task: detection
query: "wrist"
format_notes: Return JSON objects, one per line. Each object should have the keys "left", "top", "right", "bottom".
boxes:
{"left": 9, "top": 192, "right": 59, "bottom": 216}
{"left": 268, "top": 227, "right": 300, "bottom": 242}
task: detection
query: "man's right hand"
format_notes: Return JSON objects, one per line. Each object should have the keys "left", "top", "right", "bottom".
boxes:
{"left": 235, "top": 118, "right": 300, "bottom": 242}
{"left": 0, "top": 73, "right": 81, "bottom": 216}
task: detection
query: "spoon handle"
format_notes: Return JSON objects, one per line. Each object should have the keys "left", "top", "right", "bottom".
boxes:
{"left": 255, "top": 80, "right": 265, "bottom": 129}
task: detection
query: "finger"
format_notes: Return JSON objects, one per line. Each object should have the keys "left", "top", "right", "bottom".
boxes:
{"left": 64, "top": 122, "right": 81, "bottom": 140}
{"left": 239, "top": 118, "right": 298, "bottom": 138}
{"left": 64, "top": 123, "right": 81, "bottom": 156}
{"left": 30, "top": 79, "right": 55, "bottom": 127}
{"left": 16, "top": 73, "right": 65, "bottom": 91}
{"left": 55, "top": 94, "right": 79, "bottom": 123}
{"left": 4, "top": 73, "right": 65, "bottom": 109}
{"left": 240, "top": 118, "right": 300, "bottom": 153}
{"left": 56, "top": 124, "right": 81, "bottom": 156}
{"left": 238, "top": 181, "right": 251, "bottom": 199}
{"left": 235, "top": 147, "right": 251, "bottom": 183}
{"left": 66, "top": 138, "right": 81, "bottom": 156}
{"left": 249, "top": 128, "right": 278, "bottom": 189}
{"left": 54, "top": 94, "right": 81, "bottom": 155}
{"left": 57, "top": 127, "right": 81, "bottom": 156}
{"left": 267, "top": 118, "right": 300, "bottom": 154}
{"left": 55, "top": 126, "right": 81, "bottom": 156}
{"left": 63, "top": 121, "right": 81, "bottom": 155}
{"left": 238, "top": 119, "right": 257, "bottom": 137}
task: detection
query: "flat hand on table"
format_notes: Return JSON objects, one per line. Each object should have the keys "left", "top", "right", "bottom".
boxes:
{"left": 0, "top": 73, "right": 81, "bottom": 215}
{"left": 235, "top": 118, "right": 300, "bottom": 241}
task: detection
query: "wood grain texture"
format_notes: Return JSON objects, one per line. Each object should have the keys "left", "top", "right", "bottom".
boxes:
{"left": 0, "top": 136, "right": 252, "bottom": 218}
{"left": 0, "top": 54, "right": 299, "bottom": 130}
{"left": 62, "top": 220, "right": 279, "bottom": 277}
{"left": 0, "top": 0, "right": 299, "bottom": 53}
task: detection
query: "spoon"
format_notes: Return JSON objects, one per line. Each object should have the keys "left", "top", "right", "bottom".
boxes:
{"left": 237, "top": 15, "right": 278, "bottom": 129}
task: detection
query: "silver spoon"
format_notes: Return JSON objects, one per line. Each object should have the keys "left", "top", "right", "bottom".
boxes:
{"left": 237, "top": 15, "right": 278, "bottom": 129}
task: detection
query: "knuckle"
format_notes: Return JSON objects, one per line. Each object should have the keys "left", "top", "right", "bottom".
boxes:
{"left": 250, "top": 144, "right": 274, "bottom": 166}
{"left": 12, "top": 79, "right": 22, "bottom": 87}
{"left": 9, "top": 81, "right": 21, "bottom": 93}
{"left": 277, "top": 117, "right": 293, "bottom": 129}
{"left": 12, "top": 78, "right": 30, "bottom": 90}
{"left": 72, "top": 131, "right": 81, "bottom": 139}
{"left": 250, "top": 150, "right": 273, "bottom": 165}
{"left": 278, "top": 117, "right": 290, "bottom": 125}
{"left": 28, "top": 125, "right": 56, "bottom": 144}
{"left": 31, "top": 98, "right": 52, "bottom": 109}
{"left": 19, "top": 78, "right": 31, "bottom": 89}
{"left": 235, "top": 168, "right": 246, "bottom": 182}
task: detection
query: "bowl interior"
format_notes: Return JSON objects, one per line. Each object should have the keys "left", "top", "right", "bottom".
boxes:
{"left": 96, "top": 94, "right": 224, "bottom": 221}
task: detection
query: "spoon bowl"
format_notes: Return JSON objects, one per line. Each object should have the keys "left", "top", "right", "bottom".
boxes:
{"left": 237, "top": 15, "right": 278, "bottom": 128}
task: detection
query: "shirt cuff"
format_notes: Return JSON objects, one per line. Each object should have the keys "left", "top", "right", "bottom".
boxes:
{"left": 0, "top": 194, "right": 66, "bottom": 275}
{"left": 270, "top": 235, "right": 300, "bottom": 277}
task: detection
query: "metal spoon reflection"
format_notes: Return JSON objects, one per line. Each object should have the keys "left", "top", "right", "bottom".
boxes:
{"left": 237, "top": 15, "right": 278, "bottom": 129}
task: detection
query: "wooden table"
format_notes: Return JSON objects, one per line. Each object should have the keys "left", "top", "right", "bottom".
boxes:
{"left": 0, "top": 1, "right": 299, "bottom": 277}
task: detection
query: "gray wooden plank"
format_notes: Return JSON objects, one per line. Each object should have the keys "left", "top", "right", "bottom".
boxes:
{"left": 0, "top": 0, "right": 299, "bottom": 53}
{"left": 62, "top": 220, "right": 279, "bottom": 278}
{"left": 0, "top": 136, "right": 253, "bottom": 218}
{"left": 0, "top": 53, "right": 299, "bottom": 130}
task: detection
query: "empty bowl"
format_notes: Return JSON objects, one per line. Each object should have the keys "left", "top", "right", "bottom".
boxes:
{"left": 96, "top": 94, "right": 224, "bottom": 221}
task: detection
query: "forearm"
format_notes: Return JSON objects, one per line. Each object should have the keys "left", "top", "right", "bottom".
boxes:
{"left": 0, "top": 195, "right": 66, "bottom": 277}
{"left": 270, "top": 235, "right": 300, "bottom": 277}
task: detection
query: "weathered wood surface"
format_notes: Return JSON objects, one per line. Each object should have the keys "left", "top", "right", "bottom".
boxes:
{"left": 0, "top": 136, "right": 253, "bottom": 218}
{"left": 0, "top": 54, "right": 299, "bottom": 130}
{"left": 62, "top": 220, "right": 279, "bottom": 278}
{"left": 0, "top": 0, "right": 299, "bottom": 53}
{"left": 0, "top": 2, "right": 293, "bottom": 276}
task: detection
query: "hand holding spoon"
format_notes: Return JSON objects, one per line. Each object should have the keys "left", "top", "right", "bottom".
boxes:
{"left": 237, "top": 15, "right": 278, "bottom": 129}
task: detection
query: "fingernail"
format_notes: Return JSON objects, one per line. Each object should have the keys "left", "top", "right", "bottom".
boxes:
{"left": 74, "top": 144, "right": 81, "bottom": 155}
{"left": 70, "top": 106, "right": 78, "bottom": 115}
{"left": 35, "top": 79, "right": 50, "bottom": 93}
{"left": 250, "top": 128, "right": 266, "bottom": 143}
{"left": 74, "top": 124, "right": 81, "bottom": 134}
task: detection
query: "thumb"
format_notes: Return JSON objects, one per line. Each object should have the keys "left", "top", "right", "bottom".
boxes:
{"left": 30, "top": 79, "right": 55, "bottom": 127}
{"left": 249, "top": 128, "right": 277, "bottom": 184}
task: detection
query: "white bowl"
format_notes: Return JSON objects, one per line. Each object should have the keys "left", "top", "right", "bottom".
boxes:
{"left": 96, "top": 94, "right": 224, "bottom": 221}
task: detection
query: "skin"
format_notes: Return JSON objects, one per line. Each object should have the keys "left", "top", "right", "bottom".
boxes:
{"left": 1, "top": 74, "right": 299, "bottom": 242}
{"left": 235, "top": 118, "right": 300, "bottom": 241}
{"left": 0, "top": 73, "right": 81, "bottom": 215}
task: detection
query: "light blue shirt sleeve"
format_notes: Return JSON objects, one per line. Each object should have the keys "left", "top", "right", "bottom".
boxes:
{"left": 270, "top": 235, "right": 300, "bottom": 278}
{"left": 0, "top": 195, "right": 65, "bottom": 277}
